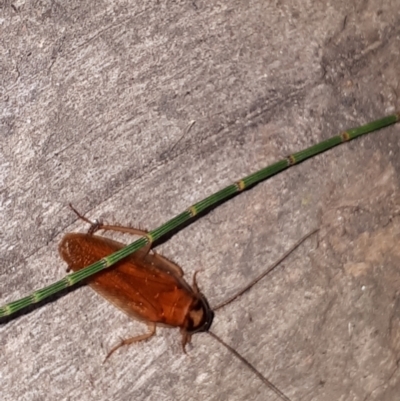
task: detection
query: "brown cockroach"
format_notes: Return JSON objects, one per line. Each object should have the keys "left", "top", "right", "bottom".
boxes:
{"left": 59, "top": 206, "right": 316, "bottom": 401}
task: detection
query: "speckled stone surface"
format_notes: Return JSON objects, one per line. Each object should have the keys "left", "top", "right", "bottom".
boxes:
{"left": 1, "top": 1, "right": 399, "bottom": 400}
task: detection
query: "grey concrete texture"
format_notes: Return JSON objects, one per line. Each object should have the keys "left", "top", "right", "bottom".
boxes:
{"left": 1, "top": 1, "right": 400, "bottom": 400}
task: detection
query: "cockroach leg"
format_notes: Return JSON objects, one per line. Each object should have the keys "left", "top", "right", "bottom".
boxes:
{"left": 180, "top": 330, "right": 192, "bottom": 353}
{"left": 98, "top": 221, "right": 150, "bottom": 235}
{"left": 93, "top": 224, "right": 152, "bottom": 256}
{"left": 104, "top": 322, "right": 156, "bottom": 362}
{"left": 96, "top": 224, "right": 149, "bottom": 237}
{"left": 82, "top": 214, "right": 185, "bottom": 276}
{"left": 191, "top": 271, "right": 200, "bottom": 294}
{"left": 69, "top": 204, "right": 152, "bottom": 255}
{"left": 69, "top": 204, "right": 102, "bottom": 234}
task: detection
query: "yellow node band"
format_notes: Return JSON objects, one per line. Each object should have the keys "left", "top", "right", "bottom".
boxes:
{"left": 340, "top": 131, "right": 350, "bottom": 141}
{"left": 287, "top": 155, "right": 296, "bottom": 165}
{"left": 235, "top": 180, "right": 246, "bottom": 191}
{"left": 145, "top": 233, "right": 155, "bottom": 244}
{"left": 187, "top": 206, "right": 198, "bottom": 217}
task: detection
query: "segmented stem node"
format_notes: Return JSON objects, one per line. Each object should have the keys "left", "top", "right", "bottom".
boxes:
{"left": 102, "top": 256, "right": 113, "bottom": 268}
{"left": 31, "top": 293, "right": 39, "bottom": 304}
{"left": 286, "top": 154, "right": 297, "bottom": 166}
{"left": 340, "top": 131, "right": 351, "bottom": 142}
{"left": 65, "top": 275, "right": 75, "bottom": 287}
{"left": 187, "top": 206, "right": 198, "bottom": 217}
{"left": 235, "top": 180, "right": 246, "bottom": 191}
{"left": 145, "top": 233, "right": 154, "bottom": 245}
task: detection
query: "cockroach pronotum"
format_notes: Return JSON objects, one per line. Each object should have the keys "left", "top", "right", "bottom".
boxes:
{"left": 58, "top": 205, "right": 317, "bottom": 401}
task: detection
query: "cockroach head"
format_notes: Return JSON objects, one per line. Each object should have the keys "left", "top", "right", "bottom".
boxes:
{"left": 185, "top": 292, "right": 214, "bottom": 335}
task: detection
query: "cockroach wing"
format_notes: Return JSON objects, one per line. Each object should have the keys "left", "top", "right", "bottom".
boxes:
{"left": 59, "top": 233, "right": 198, "bottom": 328}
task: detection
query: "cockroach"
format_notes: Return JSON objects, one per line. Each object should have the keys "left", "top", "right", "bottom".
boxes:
{"left": 58, "top": 206, "right": 317, "bottom": 401}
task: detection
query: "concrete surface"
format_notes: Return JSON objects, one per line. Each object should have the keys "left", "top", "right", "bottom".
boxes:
{"left": 1, "top": 1, "right": 400, "bottom": 400}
